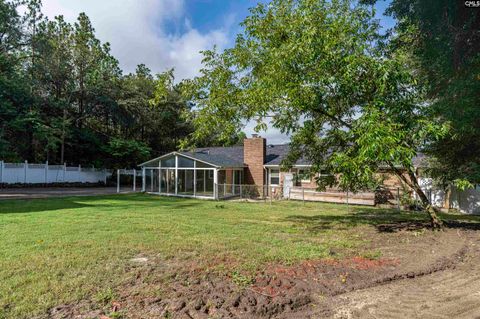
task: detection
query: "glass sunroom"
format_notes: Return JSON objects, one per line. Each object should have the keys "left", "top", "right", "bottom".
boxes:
{"left": 139, "top": 152, "right": 244, "bottom": 199}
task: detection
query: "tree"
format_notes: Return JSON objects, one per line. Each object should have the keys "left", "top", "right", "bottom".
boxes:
{"left": 184, "top": 0, "right": 446, "bottom": 228}
{"left": 0, "top": 0, "right": 34, "bottom": 161}
{"left": 367, "top": 1, "right": 480, "bottom": 191}
{"left": 0, "top": 0, "right": 217, "bottom": 168}
{"left": 148, "top": 69, "right": 193, "bottom": 152}
{"left": 33, "top": 15, "right": 75, "bottom": 163}
{"left": 105, "top": 137, "right": 151, "bottom": 168}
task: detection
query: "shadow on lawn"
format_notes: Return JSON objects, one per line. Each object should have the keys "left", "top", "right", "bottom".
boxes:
{"left": 0, "top": 193, "right": 201, "bottom": 214}
{"left": 285, "top": 207, "right": 480, "bottom": 233}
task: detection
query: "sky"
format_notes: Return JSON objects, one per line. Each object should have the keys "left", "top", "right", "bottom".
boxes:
{"left": 39, "top": 0, "right": 395, "bottom": 144}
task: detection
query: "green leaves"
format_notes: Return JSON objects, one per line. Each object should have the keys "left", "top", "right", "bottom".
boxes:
{"left": 0, "top": 1, "right": 194, "bottom": 167}
{"left": 187, "top": 0, "right": 443, "bottom": 195}
{"left": 105, "top": 138, "right": 151, "bottom": 168}
{"left": 383, "top": 0, "right": 480, "bottom": 186}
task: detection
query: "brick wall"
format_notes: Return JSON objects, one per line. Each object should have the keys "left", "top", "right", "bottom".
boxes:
{"left": 244, "top": 136, "right": 266, "bottom": 186}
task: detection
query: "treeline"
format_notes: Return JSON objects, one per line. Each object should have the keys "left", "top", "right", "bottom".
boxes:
{"left": 0, "top": 0, "right": 242, "bottom": 168}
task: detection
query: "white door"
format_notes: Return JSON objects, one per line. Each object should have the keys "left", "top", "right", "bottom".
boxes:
{"left": 283, "top": 173, "right": 293, "bottom": 199}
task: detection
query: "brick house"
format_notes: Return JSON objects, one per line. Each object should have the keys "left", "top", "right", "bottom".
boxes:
{"left": 139, "top": 135, "right": 409, "bottom": 205}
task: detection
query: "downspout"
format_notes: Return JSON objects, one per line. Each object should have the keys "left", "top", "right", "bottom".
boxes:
{"left": 264, "top": 166, "right": 268, "bottom": 197}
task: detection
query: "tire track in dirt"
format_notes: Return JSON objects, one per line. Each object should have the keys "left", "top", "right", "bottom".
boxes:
{"left": 44, "top": 229, "right": 480, "bottom": 319}
{"left": 328, "top": 234, "right": 480, "bottom": 319}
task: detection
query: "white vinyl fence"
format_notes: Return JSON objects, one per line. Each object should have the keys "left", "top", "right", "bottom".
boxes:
{"left": 0, "top": 161, "right": 109, "bottom": 184}
{"left": 418, "top": 177, "right": 480, "bottom": 214}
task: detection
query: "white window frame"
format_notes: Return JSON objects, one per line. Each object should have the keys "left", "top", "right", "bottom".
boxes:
{"left": 269, "top": 168, "right": 280, "bottom": 186}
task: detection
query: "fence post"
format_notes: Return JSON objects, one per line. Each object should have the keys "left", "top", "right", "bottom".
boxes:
{"left": 24, "top": 160, "right": 27, "bottom": 184}
{"left": 44, "top": 161, "right": 48, "bottom": 184}
{"left": 346, "top": 189, "right": 350, "bottom": 213}
{"left": 240, "top": 184, "right": 243, "bottom": 199}
{"left": 0, "top": 160, "right": 3, "bottom": 183}
{"left": 104, "top": 168, "right": 107, "bottom": 185}
{"left": 397, "top": 187, "right": 400, "bottom": 211}
{"left": 117, "top": 169, "right": 120, "bottom": 193}
{"left": 142, "top": 168, "right": 145, "bottom": 192}
{"left": 133, "top": 169, "right": 136, "bottom": 192}
{"left": 270, "top": 187, "right": 272, "bottom": 205}
{"left": 302, "top": 186, "right": 305, "bottom": 205}
{"left": 78, "top": 164, "right": 81, "bottom": 171}
{"left": 151, "top": 170, "right": 154, "bottom": 192}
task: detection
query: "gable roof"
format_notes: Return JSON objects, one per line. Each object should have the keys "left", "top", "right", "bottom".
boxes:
{"left": 179, "top": 148, "right": 245, "bottom": 167}
{"left": 138, "top": 148, "right": 245, "bottom": 168}
{"left": 141, "top": 145, "right": 428, "bottom": 169}
{"left": 140, "top": 144, "right": 310, "bottom": 168}
{"left": 412, "top": 153, "right": 428, "bottom": 168}
{"left": 264, "top": 144, "right": 311, "bottom": 166}
{"left": 188, "top": 146, "right": 244, "bottom": 166}
{"left": 180, "top": 144, "right": 310, "bottom": 167}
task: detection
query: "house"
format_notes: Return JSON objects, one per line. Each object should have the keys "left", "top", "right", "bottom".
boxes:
{"left": 139, "top": 135, "right": 319, "bottom": 200}
{"left": 139, "top": 135, "right": 480, "bottom": 211}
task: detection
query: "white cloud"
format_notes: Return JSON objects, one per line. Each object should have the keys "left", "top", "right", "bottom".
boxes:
{"left": 243, "top": 119, "right": 290, "bottom": 144}
{"left": 40, "top": 0, "right": 229, "bottom": 80}
{"left": 38, "top": 0, "right": 290, "bottom": 143}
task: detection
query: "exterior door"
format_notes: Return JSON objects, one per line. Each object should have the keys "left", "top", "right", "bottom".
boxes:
{"left": 283, "top": 173, "right": 293, "bottom": 199}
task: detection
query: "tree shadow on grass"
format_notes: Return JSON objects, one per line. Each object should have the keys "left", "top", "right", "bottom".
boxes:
{"left": 284, "top": 207, "right": 480, "bottom": 233}
{"left": 0, "top": 193, "right": 202, "bottom": 215}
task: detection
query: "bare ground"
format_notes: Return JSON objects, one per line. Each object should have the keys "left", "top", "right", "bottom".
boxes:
{"left": 46, "top": 225, "right": 480, "bottom": 319}
{"left": 307, "top": 229, "right": 480, "bottom": 319}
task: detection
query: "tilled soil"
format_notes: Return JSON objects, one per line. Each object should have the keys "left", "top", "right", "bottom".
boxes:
{"left": 47, "top": 227, "right": 480, "bottom": 319}
{"left": 321, "top": 231, "right": 480, "bottom": 319}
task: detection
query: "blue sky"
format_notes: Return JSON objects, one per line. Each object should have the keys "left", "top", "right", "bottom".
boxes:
{"left": 165, "top": 1, "right": 395, "bottom": 51}
{"left": 40, "top": 0, "right": 394, "bottom": 143}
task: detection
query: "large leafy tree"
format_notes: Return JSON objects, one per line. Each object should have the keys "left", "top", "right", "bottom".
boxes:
{"left": 33, "top": 16, "right": 75, "bottom": 163}
{"left": 379, "top": 0, "right": 480, "bottom": 190}
{"left": 0, "top": 0, "right": 33, "bottom": 161}
{"left": 184, "top": 0, "right": 446, "bottom": 228}
{"left": 148, "top": 69, "right": 193, "bottom": 152}
{"left": 0, "top": 0, "right": 233, "bottom": 168}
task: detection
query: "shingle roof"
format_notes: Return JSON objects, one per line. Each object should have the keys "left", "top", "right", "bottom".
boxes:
{"left": 142, "top": 145, "right": 428, "bottom": 169}
{"left": 185, "top": 144, "right": 310, "bottom": 167}
{"left": 141, "top": 143, "right": 312, "bottom": 168}
{"left": 180, "top": 147, "right": 245, "bottom": 167}
{"left": 264, "top": 144, "right": 310, "bottom": 166}
{"left": 412, "top": 153, "right": 428, "bottom": 168}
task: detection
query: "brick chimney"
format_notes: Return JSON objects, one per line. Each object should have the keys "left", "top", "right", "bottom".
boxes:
{"left": 244, "top": 134, "right": 266, "bottom": 186}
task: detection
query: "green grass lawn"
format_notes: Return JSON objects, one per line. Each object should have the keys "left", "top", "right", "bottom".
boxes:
{"left": 0, "top": 194, "right": 478, "bottom": 318}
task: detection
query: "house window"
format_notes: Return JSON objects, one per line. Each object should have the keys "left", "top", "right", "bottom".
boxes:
{"left": 297, "top": 169, "right": 311, "bottom": 182}
{"left": 270, "top": 169, "right": 280, "bottom": 185}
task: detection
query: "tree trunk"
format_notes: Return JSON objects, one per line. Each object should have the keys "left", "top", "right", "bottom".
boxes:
{"left": 405, "top": 169, "right": 443, "bottom": 229}
{"left": 444, "top": 185, "right": 452, "bottom": 211}
{"left": 390, "top": 164, "right": 443, "bottom": 229}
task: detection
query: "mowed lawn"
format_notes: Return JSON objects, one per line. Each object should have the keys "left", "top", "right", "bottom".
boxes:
{"left": 1, "top": 193, "right": 473, "bottom": 318}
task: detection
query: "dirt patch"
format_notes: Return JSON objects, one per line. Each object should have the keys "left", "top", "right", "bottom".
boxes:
{"left": 316, "top": 230, "right": 480, "bottom": 319}
{"left": 45, "top": 228, "right": 479, "bottom": 319}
